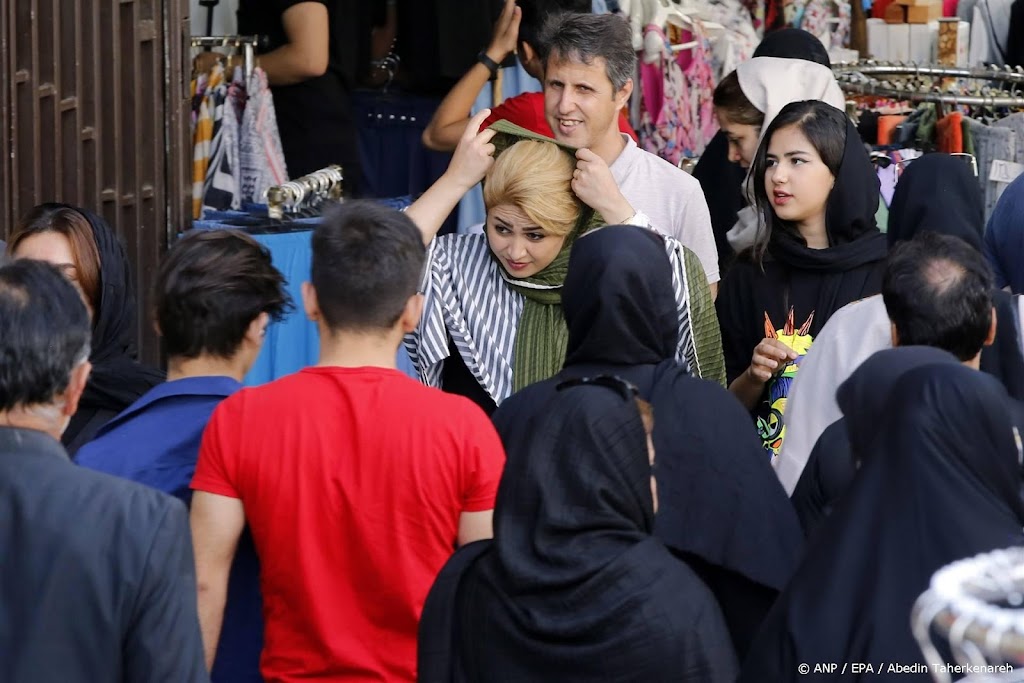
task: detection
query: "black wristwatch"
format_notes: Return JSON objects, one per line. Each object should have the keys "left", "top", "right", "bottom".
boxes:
{"left": 477, "top": 51, "right": 501, "bottom": 80}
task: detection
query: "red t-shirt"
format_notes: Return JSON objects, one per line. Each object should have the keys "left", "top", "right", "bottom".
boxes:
{"left": 191, "top": 367, "right": 505, "bottom": 682}
{"left": 483, "top": 91, "right": 639, "bottom": 142}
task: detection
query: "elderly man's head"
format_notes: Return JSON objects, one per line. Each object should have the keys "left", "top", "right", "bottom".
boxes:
{"left": 0, "top": 259, "right": 92, "bottom": 437}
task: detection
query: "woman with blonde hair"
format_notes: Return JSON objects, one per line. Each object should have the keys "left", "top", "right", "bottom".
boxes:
{"left": 404, "top": 110, "right": 724, "bottom": 412}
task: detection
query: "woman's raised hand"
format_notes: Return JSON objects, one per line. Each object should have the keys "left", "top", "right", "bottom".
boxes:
{"left": 746, "top": 338, "right": 799, "bottom": 384}
{"left": 445, "top": 109, "right": 498, "bottom": 191}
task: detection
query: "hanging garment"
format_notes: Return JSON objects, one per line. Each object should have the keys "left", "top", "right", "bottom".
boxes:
{"left": 799, "top": 0, "right": 834, "bottom": 45}
{"left": 638, "top": 23, "right": 717, "bottom": 165}
{"left": 970, "top": 0, "right": 1012, "bottom": 66}
{"left": 966, "top": 117, "right": 1018, "bottom": 220}
{"left": 239, "top": 67, "right": 289, "bottom": 204}
{"left": 201, "top": 67, "right": 242, "bottom": 217}
{"left": 936, "top": 111, "right": 964, "bottom": 153}
{"left": 192, "top": 72, "right": 216, "bottom": 219}
{"left": 690, "top": 0, "right": 760, "bottom": 80}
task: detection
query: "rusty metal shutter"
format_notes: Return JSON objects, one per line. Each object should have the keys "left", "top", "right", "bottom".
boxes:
{"left": 1, "top": 0, "right": 191, "bottom": 365}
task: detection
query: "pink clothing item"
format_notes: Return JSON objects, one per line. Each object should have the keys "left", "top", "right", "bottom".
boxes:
{"left": 638, "top": 23, "right": 718, "bottom": 165}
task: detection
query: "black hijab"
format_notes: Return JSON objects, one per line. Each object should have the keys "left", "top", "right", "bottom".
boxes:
{"left": 43, "top": 204, "right": 165, "bottom": 454}
{"left": 887, "top": 153, "right": 984, "bottom": 250}
{"left": 695, "top": 29, "right": 832, "bottom": 274}
{"left": 791, "top": 346, "right": 958, "bottom": 536}
{"left": 718, "top": 118, "right": 888, "bottom": 381}
{"left": 884, "top": 154, "right": 1024, "bottom": 401}
{"left": 561, "top": 226, "right": 803, "bottom": 655}
{"left": 766, "top": 118, "right": 888, "bottom": 271}
{"left": 740, "top": 363, "right": 1024, "bottom": 682}
{"left": 419, "top": 381, "right": 738, "bottom": 682}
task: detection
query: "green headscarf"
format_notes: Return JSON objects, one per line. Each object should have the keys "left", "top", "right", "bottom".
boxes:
{"left": 485, "top": 120, "right": 603, "bottom": 392}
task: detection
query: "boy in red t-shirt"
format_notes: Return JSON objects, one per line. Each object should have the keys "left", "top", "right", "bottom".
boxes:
{"left": 190, "top": 201, "right": 506, "bottom": 682}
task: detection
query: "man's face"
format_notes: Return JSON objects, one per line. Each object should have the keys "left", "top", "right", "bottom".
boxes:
{"left": 544, "top": 52, "right": 629, "bottom": 151}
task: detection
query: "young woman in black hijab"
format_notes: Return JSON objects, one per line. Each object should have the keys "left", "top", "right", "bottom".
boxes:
{"left": 716, "top": 100, "right": 887, "bottom": 455}
{"left": 740, "top": 363, "right": 1024, "bottom": 682}
{"left": 8, "top": 204, "right": 164, "bottom": 456}
{"left": 418, "top": 378, "right": 738, "bottom": 682}
{"left": 694, "top": 28, "right": 832, "bottom": 275}
{"left": 779, "top": 153, "right": 1024, "bottom": 503}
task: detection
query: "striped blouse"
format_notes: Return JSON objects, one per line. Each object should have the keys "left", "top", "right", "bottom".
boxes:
{"left": 403, "top": 229, "right": 726, "bottom": 406}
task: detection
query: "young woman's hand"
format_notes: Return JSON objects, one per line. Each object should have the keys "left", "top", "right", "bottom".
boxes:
{"left": 444, "top": 109, "right": 497, "bottom": 191}
{"left": 746, "top": 338, "right": 799, "bottom": 384}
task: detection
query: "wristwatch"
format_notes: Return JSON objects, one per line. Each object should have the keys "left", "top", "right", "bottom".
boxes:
{"left": 477, "top": 51, "right": 500, "bottom": 80}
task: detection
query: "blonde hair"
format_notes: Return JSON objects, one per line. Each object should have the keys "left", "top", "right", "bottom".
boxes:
{"left": 483, "top": 140, "right": 582, "bottom": 238}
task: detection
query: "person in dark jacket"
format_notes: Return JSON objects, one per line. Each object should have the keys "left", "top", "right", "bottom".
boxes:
{"left": 0, "top": 258, "right": 207, "bottom": 682}
{"left": 7, "top": 203, "right": 164, "bottom": 456}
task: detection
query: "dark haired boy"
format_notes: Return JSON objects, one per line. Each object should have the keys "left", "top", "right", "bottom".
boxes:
{"left": 78, "top": 228, "right": 290, "bottom": 682}
{"left": 190, "top": 201, "right": 505, "bottom": 682}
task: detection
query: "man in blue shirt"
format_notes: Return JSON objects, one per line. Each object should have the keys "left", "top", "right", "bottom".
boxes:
{"left": 78, "top": 228, "right": 291, "bottom": 682}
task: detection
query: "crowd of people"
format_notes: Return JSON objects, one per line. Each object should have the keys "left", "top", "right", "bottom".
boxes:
{"left": 3, "top": 6, "right": 1024, "bottom": 683}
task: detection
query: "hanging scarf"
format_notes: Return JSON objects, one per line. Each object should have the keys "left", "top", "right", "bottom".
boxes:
{"left": 485, "top": 120, "right": 601, "bottom": 392}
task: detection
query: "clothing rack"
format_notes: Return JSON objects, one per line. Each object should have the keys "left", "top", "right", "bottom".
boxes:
{"left": 833, "top": 62, "right": 1024, "bottom": 108}
{"left": 912, "top": 547, "right": 1024, "bottom": 683}
{"left": 190, "top": 35, "right": 260, "bottom": 83}
{"left": 265, "top": 165, "right": 345, "bottom": 219}
{"left": 834, "top": 62, "right": 1024, "bottom": 82}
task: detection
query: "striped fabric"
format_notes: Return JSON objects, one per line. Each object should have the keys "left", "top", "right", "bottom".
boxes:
{"left": 191, "top": 70, "right": 217, "bottom": 219}
{"left": 404, "top": 229, "right": 723, "bottom": 406}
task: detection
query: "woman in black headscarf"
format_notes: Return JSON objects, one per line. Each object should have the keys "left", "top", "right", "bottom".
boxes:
{"left": 886, "top": 154, "right": 1024, "bottom": 398}
{"left": 740, "top": 363, "right": 1024, "bottom": 682}
{"left": 8, "top": 203, "right": 164, "bottom": 455}
{"left": 427, "top": 225, "right": 802, "bottom": 659}
{"left": 418, "top": 379, "right": 738, "bottom": 682}
{"left": 694, "top": 28, "right": 832, "bottom": 275}
{"left": 716, "top": 100, "right": 887, "bottom": 457}
{"left": 790, "top": 346, "right": 959, "bottom": 535}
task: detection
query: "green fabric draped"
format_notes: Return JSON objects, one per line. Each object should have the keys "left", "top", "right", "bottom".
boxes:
{"left": 485, "top": 120, "right": 604, "bottom": 393}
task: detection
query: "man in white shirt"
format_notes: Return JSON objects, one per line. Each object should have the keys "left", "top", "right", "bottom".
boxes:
{"left": 539, "top": 11, "right": 719, "bottom": 291}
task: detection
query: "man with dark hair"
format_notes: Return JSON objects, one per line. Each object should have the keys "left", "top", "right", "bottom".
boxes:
{"left": 883, "top": 232, "right": 996, "bottom": 361}
{"left": 0, "top": 259, "right": 206, "bottom": 682}
{"left": 539, "top": 11, "right": 720, "bottom": 292}
{"left": 421, "top": 0, "right": 637, "bottom": 150}
{"left": 190, "top": 201, "right": 505, "bottom": 681}
{"left": 77, "top": 228, "right": 290, "bottom": 683}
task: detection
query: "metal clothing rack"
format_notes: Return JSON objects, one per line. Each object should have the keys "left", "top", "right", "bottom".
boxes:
{"left": 265, "top": 165, "right": 345, "bottom": 219}
{"left": 912, "top": 547, "right": 1024, "bottom": 683}
{"left": 190, "top": 35, "right": 260, "bottom": 83}
{"left": 832, "top": 61, "right": 1024, "bottom": 108}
